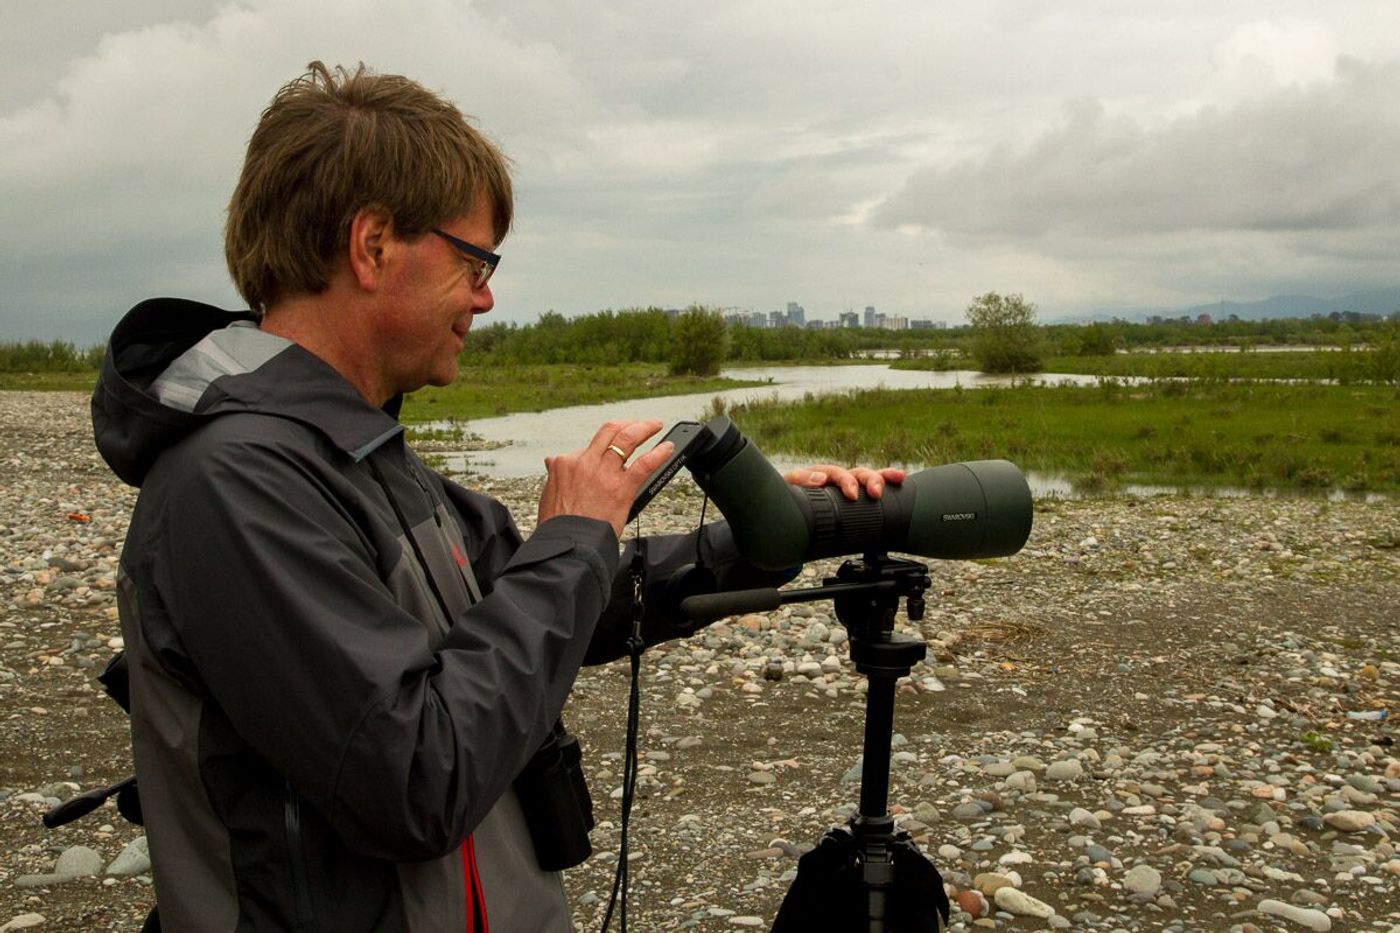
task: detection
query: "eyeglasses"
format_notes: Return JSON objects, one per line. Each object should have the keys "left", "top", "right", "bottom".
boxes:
{"left": 431, "top": 228, "right": 500, "bottom": 290}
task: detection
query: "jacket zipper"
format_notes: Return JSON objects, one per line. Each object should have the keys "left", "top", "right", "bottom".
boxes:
{"left": 284, "top": 781, "right": 315, "bottom": 925}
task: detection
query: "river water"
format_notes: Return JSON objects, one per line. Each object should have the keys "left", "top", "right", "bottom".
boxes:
{"left": 431, "top": 365, "right": 1099, "bottom": 481}
{"left": 428, "top": 363, "right": 1384, "bottom": 501}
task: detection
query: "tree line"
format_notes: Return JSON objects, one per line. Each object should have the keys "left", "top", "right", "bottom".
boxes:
{"left": 457, "top": 306, "right": 885, "bottom": 372}
{"left": 4, "top": 299, "right": 1396, "bottom": 378}
{"left": 951, "top": 292, "right": 1397, "bottom": 378}
{"left": 0, "top": 339, "right": 106, "bottom": 373}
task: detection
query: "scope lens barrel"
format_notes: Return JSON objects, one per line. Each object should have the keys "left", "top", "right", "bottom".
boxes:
{"left": 901, "top": 460, "right": 1033, "bottom": 559}
{"left": 789, "top": 460, "right": 1031, "bottom": 563}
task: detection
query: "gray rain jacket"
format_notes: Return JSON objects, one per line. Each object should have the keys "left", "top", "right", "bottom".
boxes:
{"left": 92, "top": 298, "right": 784, "bottom": 932}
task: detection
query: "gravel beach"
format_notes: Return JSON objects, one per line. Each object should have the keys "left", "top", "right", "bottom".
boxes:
{"left": 1, "top": 390, "right": 1396, "bottom": 932}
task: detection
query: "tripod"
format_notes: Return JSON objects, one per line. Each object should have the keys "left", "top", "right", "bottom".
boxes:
{"left": 769, "top": 555, "right": 951, "bottom": 933}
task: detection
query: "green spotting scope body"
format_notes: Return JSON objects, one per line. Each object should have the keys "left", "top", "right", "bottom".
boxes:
{"left": 686, "top": 417, "right": 1033, "bottom": 571}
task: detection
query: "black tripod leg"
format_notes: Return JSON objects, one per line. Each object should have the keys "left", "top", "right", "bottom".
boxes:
{"left": 849, "top": 636, "right": 926, "bottom": 932}
{"left": 859, "top": 675, "right": 897, "bottom": 819}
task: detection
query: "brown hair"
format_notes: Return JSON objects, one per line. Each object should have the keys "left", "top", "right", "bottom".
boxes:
{"left": 225, "top": 61, "right": 513, "bottom": 314}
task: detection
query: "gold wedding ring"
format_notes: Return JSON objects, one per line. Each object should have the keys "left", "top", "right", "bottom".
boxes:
{"left": 606, "top": 444, "right": 628, "bottom": 460}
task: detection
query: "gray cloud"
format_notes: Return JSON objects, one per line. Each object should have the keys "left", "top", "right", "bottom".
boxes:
{"left": 873, "top": 57, "right": 1400, "bottom": 238}
{"left": 4, "top": 2, "right": 1400, "bottom": 342}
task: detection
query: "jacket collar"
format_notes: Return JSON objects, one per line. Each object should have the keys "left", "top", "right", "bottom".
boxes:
{"left": 94, "top": 298, "right": 407, "bottom": 485}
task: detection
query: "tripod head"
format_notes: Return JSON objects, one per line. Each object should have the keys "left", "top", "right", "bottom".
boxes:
{"left": 677, "top": 550, "right": 931, "bottom": 642}
{"left": 826, "top": 554, "right": 930, "bottom": 645}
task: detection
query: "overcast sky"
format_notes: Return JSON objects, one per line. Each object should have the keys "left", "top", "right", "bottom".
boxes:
{"left": 4, "top": 1, "right": 1400, "bottom": 343}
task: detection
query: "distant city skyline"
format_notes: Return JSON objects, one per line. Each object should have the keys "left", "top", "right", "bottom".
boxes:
{"left": 719, "top": 303, "right": 946, "bottom": 331}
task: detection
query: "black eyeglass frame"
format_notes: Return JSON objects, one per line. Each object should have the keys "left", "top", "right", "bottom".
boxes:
{"left": 431, "top": 228, "right": 500, "bottom": 289}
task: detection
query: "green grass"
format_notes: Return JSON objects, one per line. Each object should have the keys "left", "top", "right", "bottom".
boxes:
{"left": 1040, "top": 349, "right": 1393, "bottom": 382}
{"left": 717, "top": 381, "right": 1400, "bottom": 493}
{"left": 400, "top": 363, "right": 764, "bottom": 422}
{"left": 0, "top": 363, "right": 760, "bottom": 421}
{"left": 0, "top": 372, "right": 99, "bottom": 391}
{"left": 1300, "top": 731, "right": 1334, "bottom": 754}
{"left": 892, "top": 347, "right": 1398, "bottom": 383}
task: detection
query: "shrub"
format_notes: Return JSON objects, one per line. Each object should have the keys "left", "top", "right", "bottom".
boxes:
{"left": 965, "top": 292, "right": 1043, "bottom": 373}
{"left": 668, "top": 306, "right": 730, "bottom": 376}
{"left": 1075, "top": 323, "right": 1118, "bottom": 356}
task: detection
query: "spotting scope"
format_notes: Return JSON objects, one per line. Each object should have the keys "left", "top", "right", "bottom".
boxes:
{"left": 631, "top": 416, "right": 1033, "bottom": 571}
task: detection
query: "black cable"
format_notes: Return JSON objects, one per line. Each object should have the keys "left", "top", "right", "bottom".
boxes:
{"left": 610, "top": 638, "right": 644, "bottom": 930}
{"left": 600, "top": 542, "right": 647, "bottom": 932}
{"left": 694, "top": 494, "right": 710, "bottom": 568}
{"left": 599, "top": 494, "right": 709, "bottom": 932}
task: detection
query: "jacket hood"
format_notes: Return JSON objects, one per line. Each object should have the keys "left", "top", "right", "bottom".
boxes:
{"left": 93, "top": 297, "right": 403, "bottom": 487}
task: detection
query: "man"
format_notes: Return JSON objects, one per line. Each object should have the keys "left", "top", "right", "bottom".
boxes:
{"left": 93, "top": 62, "right": 900, "bottom": 932}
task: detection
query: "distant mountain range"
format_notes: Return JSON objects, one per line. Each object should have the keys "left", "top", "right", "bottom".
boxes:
{"left": 1053, "top": 287, "right": 1400, "bottom": 325}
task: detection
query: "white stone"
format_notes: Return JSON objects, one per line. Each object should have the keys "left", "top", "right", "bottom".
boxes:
{"left": 1257, "top": 898, "right": 1332, "bottom": 932}
{"left": 1122, "top": 864, "right": 1162, "bottom": 897}
{"left": 1004, "top": 770, "right": 1037, "bottom": 791}
{"left": 53, "top": 845, "right": 103, "bottom": 879}
{"left": 1044, "top": 759, "right": 1083, "bottom": 782}
{"left": 1323, "top": 810, "right": 1376, "bottom": 833}
{"left": 993, "top": 886, "right": 1056, "bottom": 918}
{"left": 106, "top": 836, "right": 150, "bottom": 877}
{"left": 1260, "top": 865, "right": 1304, "bottom": 883}
{"left": 1068, "top": 807, "right": 1101, "bottom": 830}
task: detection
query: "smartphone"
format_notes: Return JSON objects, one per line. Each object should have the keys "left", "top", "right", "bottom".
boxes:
{"left": 626, "top": 421, "right": 711, "bottom": 522}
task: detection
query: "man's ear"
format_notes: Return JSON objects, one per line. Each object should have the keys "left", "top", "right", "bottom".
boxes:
{"left": 347, "top": 205, "right": 396, "bottom": 292}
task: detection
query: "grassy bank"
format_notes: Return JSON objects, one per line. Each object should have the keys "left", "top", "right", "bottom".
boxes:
{"left": 892, "top": 347, "right": 1399, "bottom": 383}
{"left": 0, "top": 363, "right": 760, "bottom": 420}
{"left": 1040, "top": 348, "right": 1398, "bottom": 383}
{"left": 715, "top": 381, "right": 1400, "bottom": 493}
{"left": 0, "top": 372, "right": 99, "bottom": 391}
{"left": 399, "top": 363, "right": 761, "bottom": 421}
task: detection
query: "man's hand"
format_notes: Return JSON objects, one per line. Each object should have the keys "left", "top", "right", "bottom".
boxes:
{"left": 783, "top": 464, "right": 907, "bottom": 501}
{"left": 539, "top": 420, "right": 672, "bottom": 538}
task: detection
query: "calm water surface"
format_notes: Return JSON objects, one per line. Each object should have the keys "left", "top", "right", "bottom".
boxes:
{"left": 427, "top": 363, "right": 1383, "bottom": 502}
{"left": 430, "top": 365, "right": 1099, "bottom": 479}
